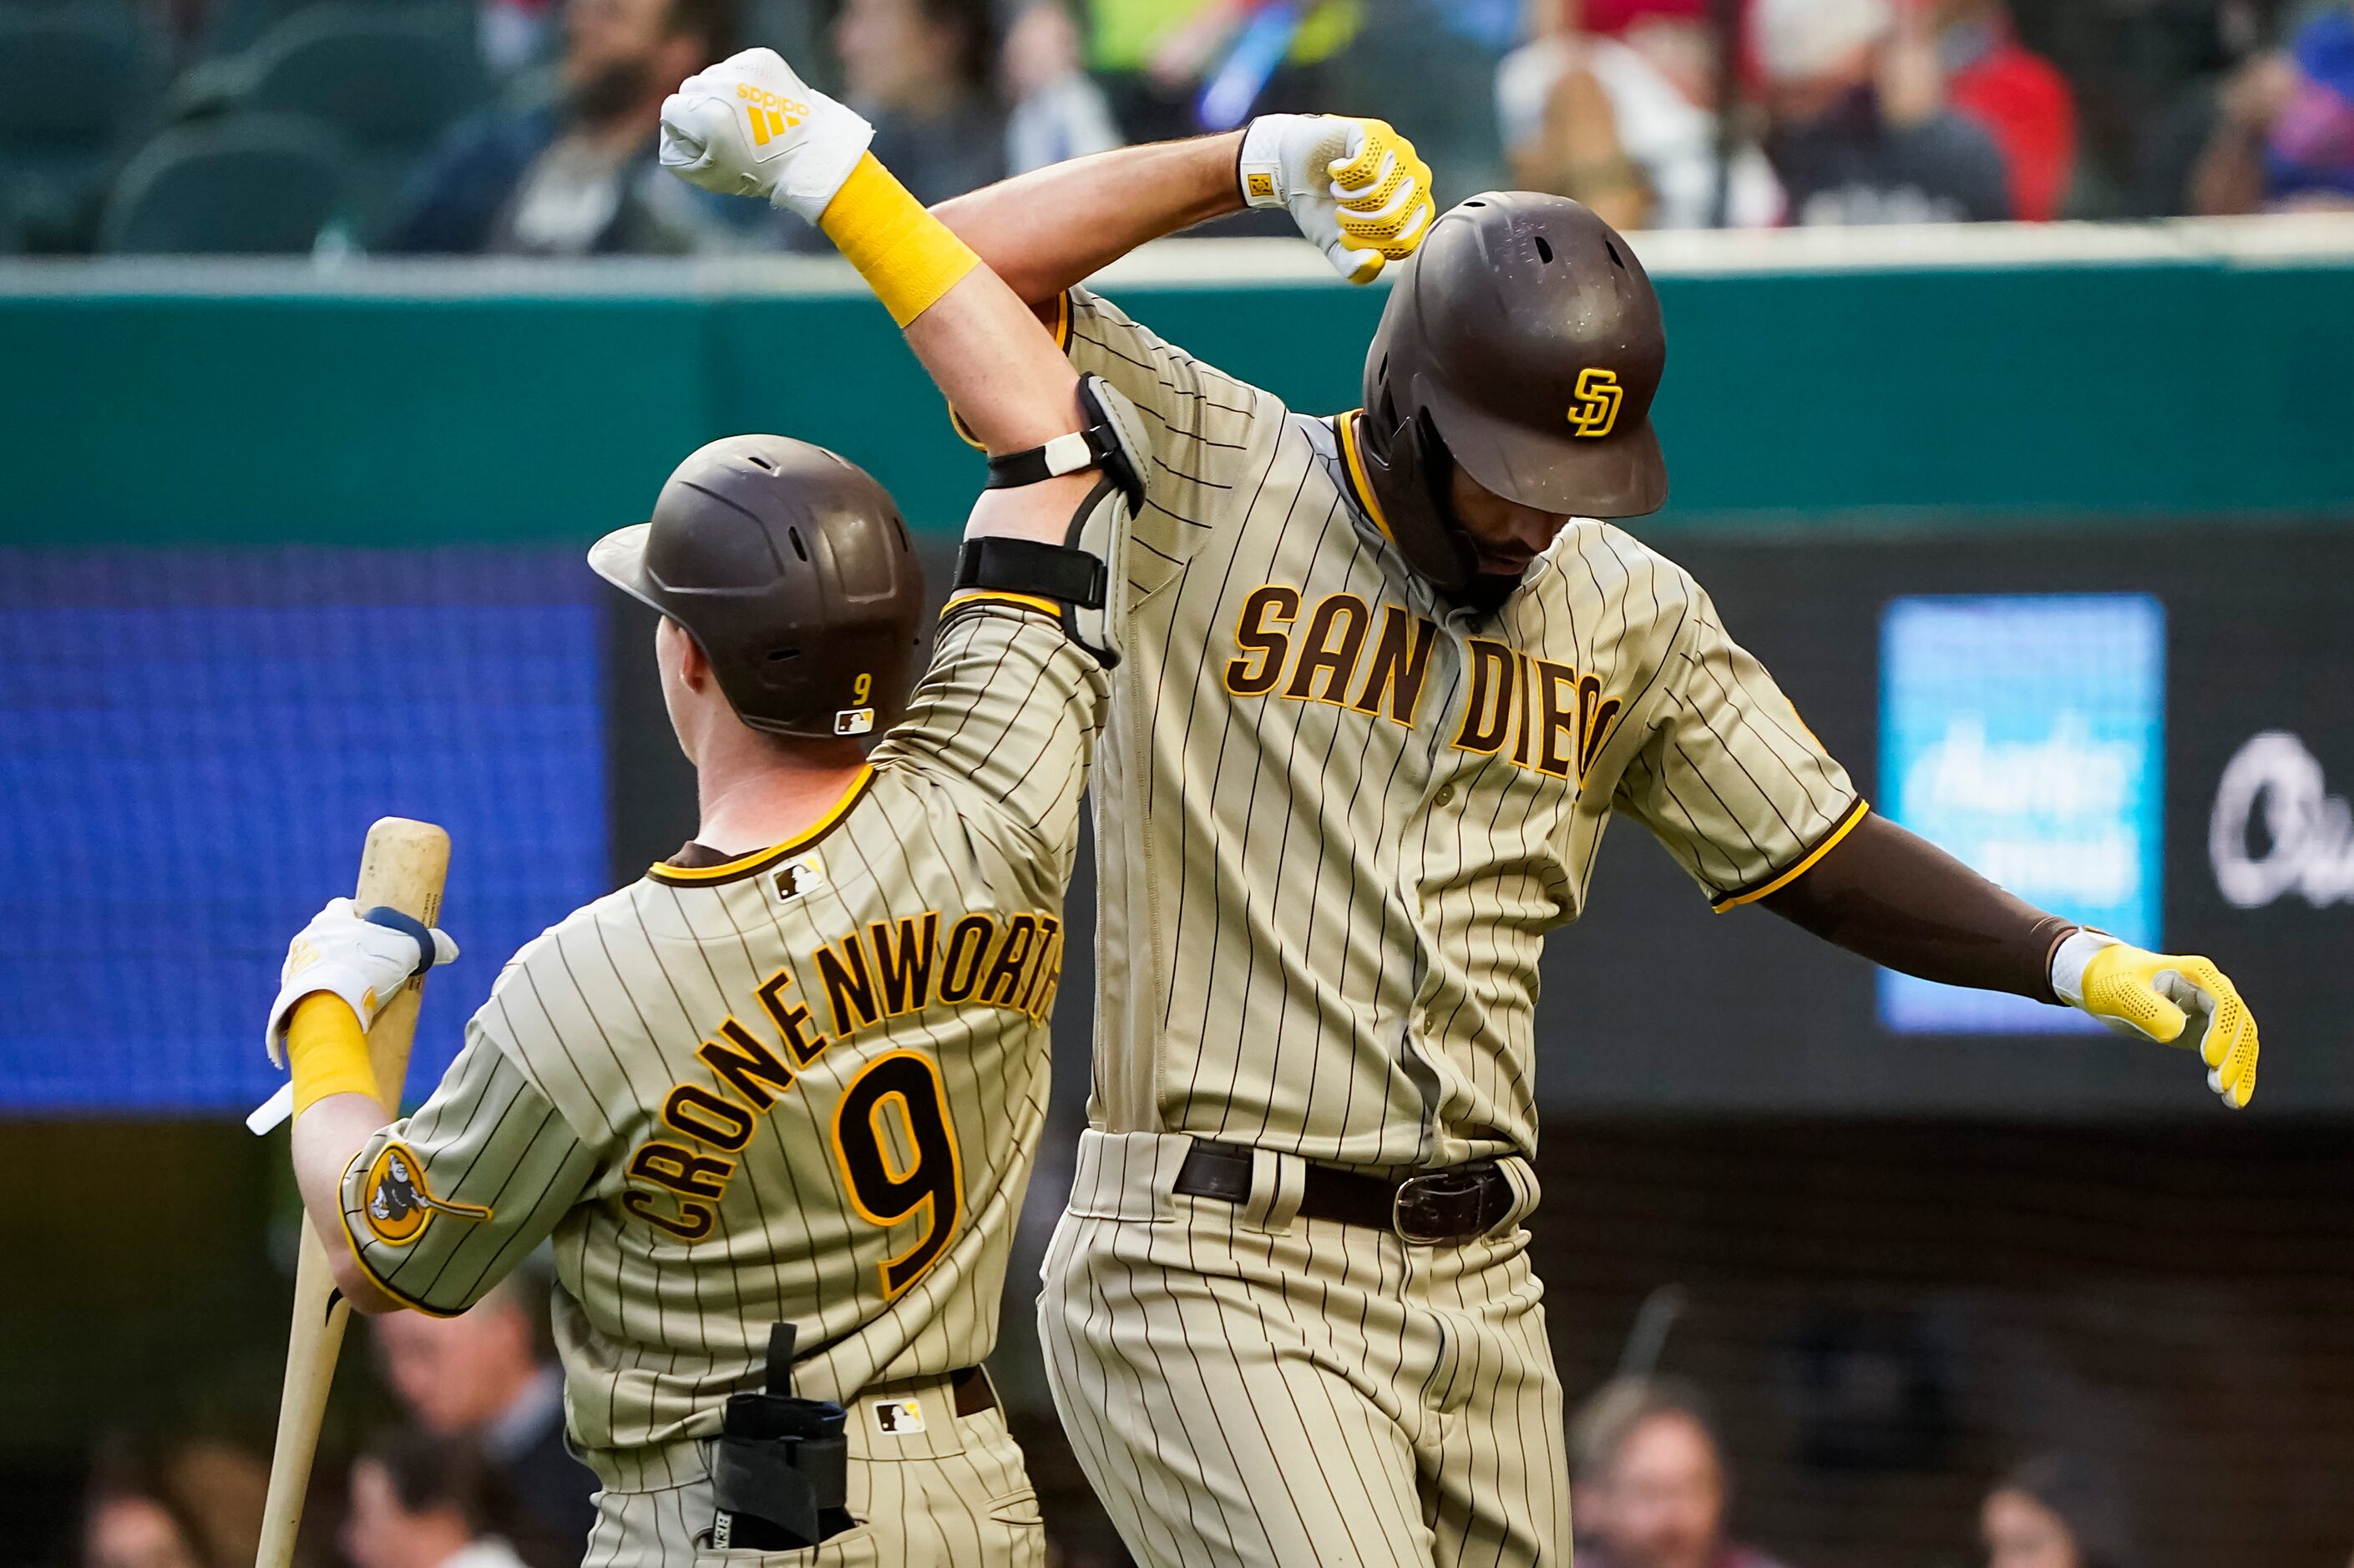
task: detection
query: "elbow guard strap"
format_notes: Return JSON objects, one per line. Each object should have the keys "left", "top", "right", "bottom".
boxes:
{"left": 981, "top": 374, "right": 1147, "bottom": 514}
{"left": 954, "top": 535, "right": 1106, "bottom": 609}
{"left": 955, "top": 377, "right": 1142, "bottom": 667}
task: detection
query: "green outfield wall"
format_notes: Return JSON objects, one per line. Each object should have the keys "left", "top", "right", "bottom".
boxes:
{"left": 4, "top": 239, "right": 2350, "bottom": 545}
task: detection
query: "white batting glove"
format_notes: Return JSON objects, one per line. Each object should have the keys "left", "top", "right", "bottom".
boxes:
{"left": 659, "top": 48, "right": 873, "bottom": 222}
{"left": 2051, "top": 929, "right": 2260, "bottom": 1109}
{"left": 1238, "top": 114, "right": 1437, "bottom": 283}
{"left": 264, "top": 898, "right": 458, "bottom": 1066}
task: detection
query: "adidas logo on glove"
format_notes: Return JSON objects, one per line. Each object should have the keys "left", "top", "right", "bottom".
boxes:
{"left": 736, "top": 80, "right": 809, "bottom": 144}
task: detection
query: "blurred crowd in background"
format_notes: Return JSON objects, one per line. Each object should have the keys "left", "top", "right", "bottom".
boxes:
{"left": 76, "top": 1265, "right": 598, "bottom": 1568}
{"left": 1, "top": 0, "right": 2351, "bottom": 256}
{"left": 65, "top": 1260, "right": 2240, "bottom": 1568}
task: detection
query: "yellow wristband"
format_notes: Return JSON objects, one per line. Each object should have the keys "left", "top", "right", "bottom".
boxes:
{"left": 818, "top": 152, "right": 982, "bottom": 328}
{"left": 287, "top": 993, "right": 379, "bottom": 1117}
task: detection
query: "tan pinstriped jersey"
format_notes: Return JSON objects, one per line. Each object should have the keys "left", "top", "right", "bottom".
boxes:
{"left": 1057, "top": 286, "right": 1863, "bottom": 1171}
{"left": 337, "top": 603, "right": 1107, "bottom": 1485}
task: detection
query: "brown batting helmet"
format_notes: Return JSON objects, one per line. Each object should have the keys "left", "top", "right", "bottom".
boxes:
{"left": 589, "top": 436, "right": 924, "bottom": 741}
{"left": 1356, "top": 192, "right": 1668, "bottom": 595}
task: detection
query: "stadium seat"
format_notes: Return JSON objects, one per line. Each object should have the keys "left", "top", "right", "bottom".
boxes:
{"left": 243, "top": 6, "right": 488, "bottom": 147}
{"left": 99, "top": 114, "right": 348, "bottom": 254}
{"left": 208, "top": 5, "right": 487, "bottom": 241}
{"left": 0, "top": 9, "right": 159, "bottom": 249}
{"left": 198, "top": 0, "right": 470, "bottom": 58}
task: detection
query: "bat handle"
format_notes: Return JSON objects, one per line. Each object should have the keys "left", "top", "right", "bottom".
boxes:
{"left": 254, "top": 1224, "right": 353, "bottom": 1568}
{"left": 255, "top": 817, "right": 450, "bottom": 1568}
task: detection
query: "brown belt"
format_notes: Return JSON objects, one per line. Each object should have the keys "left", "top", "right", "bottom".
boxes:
{"left": 948, "top": 1365, "right": 996, "bottom": 1418}
{"left": 1172, "top": 1140, "right": 1517, "bottom": 1244}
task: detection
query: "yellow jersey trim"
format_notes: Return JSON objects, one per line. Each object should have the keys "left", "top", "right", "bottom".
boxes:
{"left": 1336, "top": 410, "right": 1397, "bottom": 543}
{"left": 943, "top": 589, "right": 1065, "bottom": 620}
{"left": 946, "top": 398, "right": 985, "bottom": 451}
{"left": 647, "top": 768, "right": 878, "bottom": 886}
{"left": 1712, "top": 798, "right": 1871, "bottom": 913}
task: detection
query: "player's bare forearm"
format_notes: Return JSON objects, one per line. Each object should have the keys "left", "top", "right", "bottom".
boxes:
{"left": 933, "top": 133, "right": 1248, "bottom": 308}
{"left": 903, "top": 276, "right": 1106, "bottom": 544}
{"left": 290, "top": 1094, "right": 402, "bottom": 1313}
{"left": 833, "top": 176, "right": 1111, "bottom": 544}
{"left": 1769, "top": 810, "right": 2260, "bottom": 1103}
{"left": 660, "top": 53, "right": 1175, "bottom": 544}
{"left": 901, "top": 266, "right": 1082, "bottom": 457}
{"left": 1763, "top": 812, "right": 2073, "bottom": 1001}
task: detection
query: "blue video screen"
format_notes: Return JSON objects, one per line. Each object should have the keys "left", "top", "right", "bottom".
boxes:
{"left": 1877, "top": 594, "right": 2165, "bottom": 1034}
{"left": 0, "top": 549, "right": 608, "bottom": 1114}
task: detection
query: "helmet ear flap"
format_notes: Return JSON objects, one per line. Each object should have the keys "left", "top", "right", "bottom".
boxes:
{"left": 1352, "top": 404, "right": 1479, "bottom": 597}
{"left": 1410, "top": 410, "right": 1455, "bottom": 516}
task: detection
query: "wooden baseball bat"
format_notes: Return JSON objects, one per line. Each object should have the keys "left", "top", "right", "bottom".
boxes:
{"left": 254, "top": 817, "right": 451, "bottom": 1568}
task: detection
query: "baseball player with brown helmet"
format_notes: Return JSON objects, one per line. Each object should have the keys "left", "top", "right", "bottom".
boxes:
{"left": 664, "top": 60, "right": 2265, "bottom": 1568}
{"left": 261, "top": 120, "right": 1158, "bottom": 1564}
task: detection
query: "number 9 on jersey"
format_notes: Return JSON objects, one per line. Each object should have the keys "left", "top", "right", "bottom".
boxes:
{"left": 832, "top": 1050, "right": 964, "bottom": 1297}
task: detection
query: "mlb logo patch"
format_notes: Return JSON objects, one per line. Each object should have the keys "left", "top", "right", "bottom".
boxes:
{"left": 836, "top": 707, "right": 875, "bottom": 736}
{"left": 872, "top": 1397, "right": 925, "bottom": 1434}
{"left": 770, "top": 852, "right": 827, "bottom": 903}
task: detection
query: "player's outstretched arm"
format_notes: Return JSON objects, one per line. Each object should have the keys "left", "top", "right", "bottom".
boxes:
{"left": 936, "top": 115, "right": 1438, "bottom": 299}
{"left": 937, "top": 137, "right": 1243, "bottom": 305}
{"left": 659, "top": 48, "right": 1119, "bottom": 543}
{"left": 1764, "top": 812, "right": 2260, "bottom": 1107}
{"left": 658, "top": 50, "right": 1432, "bottom": 304}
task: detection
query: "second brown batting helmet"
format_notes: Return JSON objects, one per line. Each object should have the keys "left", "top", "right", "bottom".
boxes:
{"left": 1356, "top": 192, "right": 1668, "bottom": 595}
{"left": 589, "top": 436, "right": 924, "bottom": 741}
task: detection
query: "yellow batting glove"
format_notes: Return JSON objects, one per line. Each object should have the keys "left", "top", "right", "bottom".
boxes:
{"left": 1326, "top": 119, "right": 1435, "bottom": 275}
{"left": 661, "top": 48, "right": 873, "bottom": 220}
{"left": 1238, "top": 114, "right": 1436, "bottom": 283}
{"left": 2052, "top": 932, "right": 2260, "bottom": 1107}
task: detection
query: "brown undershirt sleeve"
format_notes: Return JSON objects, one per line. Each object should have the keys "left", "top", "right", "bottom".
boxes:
{"left": 1761, "top": 812, "right": 2076, "bottom": 1005}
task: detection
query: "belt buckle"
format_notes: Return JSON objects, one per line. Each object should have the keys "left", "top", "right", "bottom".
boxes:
{"left": 1391, "top": 1172, "right": 1461, "bottom": 1245}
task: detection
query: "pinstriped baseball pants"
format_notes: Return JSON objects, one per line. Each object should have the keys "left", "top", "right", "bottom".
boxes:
{"left": 579, "top": 1383, "right": 1045, "bottom": 1567}
{"left": 1038, "top": 1131, "right": 1572, "bottom": 1568}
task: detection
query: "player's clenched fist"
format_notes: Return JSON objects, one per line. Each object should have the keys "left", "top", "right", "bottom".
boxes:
{"left": 2052, "top": 932, "right": 2260, "bottom": 1107}
{"left": 1238, "top": 114, "right": 1436, "bottom": 283}
{"left": 659, "top": 48, "right": 873, "bottom": 220}
{"left": 264, "top": 898, "right": 458, "bottom": 1064}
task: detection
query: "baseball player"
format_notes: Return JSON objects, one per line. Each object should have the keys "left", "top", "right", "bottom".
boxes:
{"left": 263, "top": 126, "right": 1152, "bottom": 1564}
{"left": 663, "top": 62, "right": 2265, "bottom": 1568}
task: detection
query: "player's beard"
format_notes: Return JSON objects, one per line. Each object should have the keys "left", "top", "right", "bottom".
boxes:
{"left": 1457, "top": 570, "right": 1523, "bottom": 615}
{"left": 1415, "top": 447, "right": 1526, "bottom": 614}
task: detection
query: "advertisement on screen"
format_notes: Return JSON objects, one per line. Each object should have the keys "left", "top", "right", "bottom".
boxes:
{"left": 1876, "top": 594, "right": 2166, "bottom": 1034}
